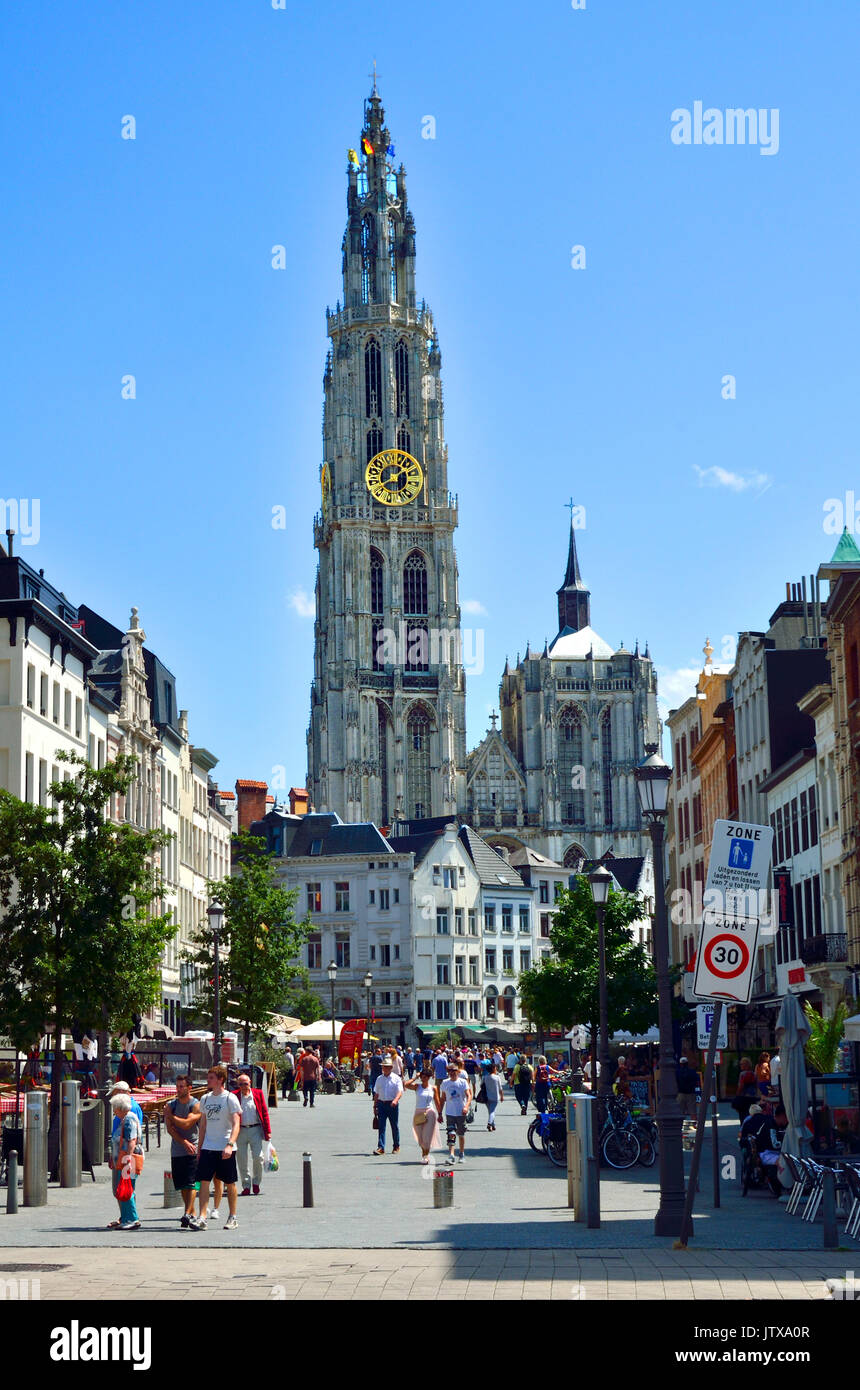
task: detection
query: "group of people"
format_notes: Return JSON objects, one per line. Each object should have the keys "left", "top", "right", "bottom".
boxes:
{"left": 106, "top": 1066, "right": 272, "bottom": 1233}
{"left": 369, "top": 1048, "right": 508, "bottom": 1163}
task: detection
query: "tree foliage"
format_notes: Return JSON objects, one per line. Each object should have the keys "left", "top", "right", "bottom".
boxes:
{"left": 803, "top": 1000, "right": 847, "bottom": 1075}
{"left": 282, "top": 986, "right": 325, "bottom": 1026}
{"left": 0, "top": 752, "right": 173, "bottom": 1119}
{"left": 185, "top": 830, "right": 311, "bottom": 1061}
{"left": 518, "top": 877, "right": 659, "bottom": 1036}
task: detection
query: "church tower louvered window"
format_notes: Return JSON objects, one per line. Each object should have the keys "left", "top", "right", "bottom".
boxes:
{"left": 601, "top": 709, "right": 613, "bottom": 828}
{"left": 371, "top": 548, "right": 384, "bottom": 671}
{"left": 403, "top": 550, "right": 428, "bottom": 672}
{"left": 378, "top": 701, "right": 390, "bottom": 824}
{"left": 406, "top": 706, "right": 432, "bottom": 820}
{"left": 559, "top": 705, "right": 585, "bottom": 826}
{"left": 389, "top": 215, "right": 399, "bottom": 302}
{"left": 361, "top": 215, "right": 376, "bottom": 303}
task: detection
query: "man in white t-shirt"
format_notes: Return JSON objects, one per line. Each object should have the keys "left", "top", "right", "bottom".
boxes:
{"left": 191, "top": 1065, "right": 241, "bottom": 1231}
{"left": 372, "top": 1056, "right": 404, "bottom": 1155}
{"left": 505, "top": 1050, "right": 518, "bottom": 1082}
{"left": 436, "top": 1061, "right": 473, "bottom": 1163}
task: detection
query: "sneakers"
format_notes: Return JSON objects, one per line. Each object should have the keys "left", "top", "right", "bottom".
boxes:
{"left": 373, "top": 1148, "right": 385, "bottom": 1155}
{"left": 224, "top": 1215, "right": 239, "bottom": 1230}
{"left": 392, "top": 1147, "right": 400, "bottom": 1154}
{"left": 457, "top": 1152, "right": 465, "bottom": 1163}
{"left": 252, "top": 1185, "right": 260, "bottom": 1195}
{"left": 240, "top": 1188, "right": 251, "bottom": 1197}
{"left": 119, "top": 1220, "right": 141, "bottom": 1230}
{"left": 303, "top": 1099, "right": 308, "bottom": 1107}
{"left": 210, "top": 1208, "right": 220, "bottom": 1223}
{"left": 180, "top": 1214, "right": 191, "bottom": 1229}
{"left": 189, "top": 1216, "right": 207, "bottom": 1231}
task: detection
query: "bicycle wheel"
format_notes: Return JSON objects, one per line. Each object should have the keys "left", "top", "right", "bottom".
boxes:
{"left": 636, "top": 1130, "right": 657, "bottom": 1167}
{"left": 527, "top": 1118, "right": 542, "bottom": 1152}
{"left": 602, "top": 1129, "right": 640, "bottom": 1169}
{"left": 546, "top": 1135, "right": 567, "bottom": 1167}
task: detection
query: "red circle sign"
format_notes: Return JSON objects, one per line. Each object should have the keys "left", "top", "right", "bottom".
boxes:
{"left": 704, "top": 934, "right": 750, "bottom": 980}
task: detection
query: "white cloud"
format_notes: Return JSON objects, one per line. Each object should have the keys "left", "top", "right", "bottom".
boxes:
{"left": 656, "top": 663, "right": 702, "bottom": 713}
{"left": 461, "top": 598, "right": 487, "bottom": 615}
{"left": 288, "top": 588, "right": 316, "bottom": 619}
{"left": 693, "top": 465, "right": 771, "bottom": 494}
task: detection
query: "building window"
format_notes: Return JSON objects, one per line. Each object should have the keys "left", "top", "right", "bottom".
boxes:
{"left": 443, "top": 866, "right": 457, "bottom": 889}
{"left": 540, "top": 913, "right": 551, "bottom": 938}
{"left": 502, "top": 947, "right": 514, "bottom": 972}
{"left": 601, "top": 709, "right": 613, "bottom": 827}
{"left": 306, "top": 883, "right": 321, "bottom": 913}
{"left": 436, "top": 909, "right": 449, "bottom": 935}
{"left": 389, "top": 215, "right": 399, "bottom": 302}
{"left": 539, "top": 881, "right": 549, "bottom": 904}
{"left": 558, "top": 706, "right": 585, "bottom": 824}
{"left": 336, "top": 936, "right": 350, "bottom": 968}
{"left": 417, "top": 1000, "right": 432, "bottom": 1021}
{"left": 307, "top": 936, "right": 321, "bottom": 969}
{"left": 380, "top": 944, "right": 391, "bottom": 967}
{"left": 469, "top": 956, "right": 479, "bottom": 985}
{"left": 485, "top": 990, "right": 497, "bottom": 1019}
{"left": 469, "top": 1000, "right": 480, "bottom": 1020}
{"left": 393, "top": 944, "right": 400, "bottom": 960}
{"left": 519, "top": 905, "right": 530, "bottom": 932}
{"left": 361, "top": 218, "right": 377, "bottom": 305}
{"left": 369, "top": 945, "right": 376, "bottom": 961}
{"left": 335, "top": 882, "right": 350, "bottom": 912}
{"left": 800, "top": 790, "right": 809, "bottom": 852}
{"left": 455, "top": 999, "right": 466, "bottom": 1020}
{"left": 455, "top": 907, "right": 464, "bottom": 934}
{"left": 38, "top": 758, "right": 48, "bottom": 806}
{"left": 366, "top": 424, "right": 383, "bottom": 465}
{"left": 377, "top": 702, "right": 389, "bottom": 822}
{"left": 52, "top": 682, "right": 60, "bottom": 724}
{"left": 520, "top": 950, "right": 531, "bottom": 971}
{"left": 553, "top": 881, "right": 563, "bottom": 903}
{"left": 26, "top": 664, "right": 35, "bottom": 709}
{"left": 437, "top": 958, "right": 450, "bottom": 985}
{"left": 368, "top": 889, "right": 375, "bottom": 905}
{"left": 63, "top": 689, "right": 71, "bottom": 731}
{"left": 403, "top": 551, "right": 428, "bottom": 616}
{"left": 395, "top": 338, "right": 410, "bottom": 416}
{"left": 485, "top": 948, "right": 496, "bottom": 973}
{"left": 371, "top": 548, "right": 384, "bottom": 614}
{"left": 25, "top": 752, "right": 34, "bottom": 801}
{"left": 455, "top": 958, "right": 465, "bottom": 985}
{"left": 484, "top": 904, "right": 496, "bottom": 931}
{"left": 393, "top": 888, "right": 399, "bottom": 904}
{"left": 380, "top": 888, "right": 390, "bottom": 910}
{"left": 809, "top": 785, "right": 818, "bottom": 847}
{"left": 39, "top": 673, "right": 48, "bottom": 717}
{"left": 437, "top": 1000, "right": 451, "bottom": 1021}
{"left": 502, "top": 905, "right": 513, "bottom": 932}
{"left": 468, "top": 909, "right": 477, "bottom": 935}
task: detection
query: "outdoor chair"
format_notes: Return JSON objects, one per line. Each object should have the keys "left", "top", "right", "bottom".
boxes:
{"left": 841, "top": 1163, "right": 860, "bottom": 1240}
{"left": 800, "top": 1158, "right": 825, "bottom": 1222}
{"left": 782, "top": 1153, "right": 811, "bottom": 1215}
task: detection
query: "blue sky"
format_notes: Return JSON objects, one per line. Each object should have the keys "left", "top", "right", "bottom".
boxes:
{"left": 2, "top": 1, "right": 858, "bottom": 791}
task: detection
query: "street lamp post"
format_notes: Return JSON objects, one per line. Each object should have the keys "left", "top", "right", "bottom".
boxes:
{"left": 364, "top": 971, "right": 372, "bottom": 1037}
{"left": 588, "top": 865, "right": 614, "bottom": 1099}
{"left": 327, "top": 961, "right": 337, "bottom": 1063}
{"left": 634, "top": 746, "right": 686, "bottom": 1238}
{"left": 207, "top": 901, "right": 224, "bottom": 1066}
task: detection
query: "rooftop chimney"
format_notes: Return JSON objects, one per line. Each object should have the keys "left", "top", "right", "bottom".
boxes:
{"left": 288, "top": 787, "right": 309, "bottom": 816}
{"left": 235, "top": 779, "right": 268, "bottom": 832}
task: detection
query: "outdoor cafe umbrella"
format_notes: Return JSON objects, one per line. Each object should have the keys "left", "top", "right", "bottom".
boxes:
{"left": 775, "top": 989, "right": 811, "bottom": 1188}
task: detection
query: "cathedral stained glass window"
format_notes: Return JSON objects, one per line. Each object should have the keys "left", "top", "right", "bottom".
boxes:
{"left": 365, "top": 337, "right": 382, "bottom": 417}
{"left": 558, "top": 705, "right": 585, "bottom": 826}
{"left": 361, "top": 215, "right": 376, "bottom": 303}
{"left": 406, "top": 706, "right": 431, "bottom": 820}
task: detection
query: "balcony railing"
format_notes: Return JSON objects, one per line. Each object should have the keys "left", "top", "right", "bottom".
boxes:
{"left": 799, "top": 933, "right": 848, "bottom": 966}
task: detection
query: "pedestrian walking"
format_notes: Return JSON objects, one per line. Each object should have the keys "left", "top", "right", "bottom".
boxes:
{"left": 191, "top": 1065, "right": 241, "bottom": 1231}
{"left": 755, "top": 1051, "right": 772, "bottom": 1096}
{"left": 232, "top": 1071, "right": 271, "bottom": 1196}
{"left": 164, "top": 1074, "right": 201, "bottom": 1228}
{"left": 432, "top": 1048, "right": 449, "bottom": 1086}
{"left": 437, "top": 1060, "right": 472, "bottom": 1163}
{"left": 404, "top": 1067, "right": 443, "bottom": 1162}
{"left": 534, "top": 1055, "right": 560, "bottom": 1112}
{"left": 108, "top": 1092, "right": 143, "bottom": 1231}
{"left": 372, "top": 1055, "right": 404, "bottom": 1155}
{"left": 492, "top": 1048, "right": 504, "bottom": 1073}
{"left": 482, "top": 1063, "right": 504, "bottom": 1131}
{"left": 281, "top": 1047, "right": 295, "bottom": 1099}
{"left": 298, "top": 1047, "right": 322, "bottom": 1107}
{"left": 391, "top": 1047, "right": 404, "bottom": 1078}
{"left": 404, "top": 1047, "right": 415, "bottom": 1079}
{"left": 368, "top": 1045, "right": 385, "bottom": 1097}
{"left": 513, "top": 1055, "right": 533, "bottom": 1115}
{"left": 675, "top": 1057, "right": 698, "bottom": 1121}
{"left": 504, "top": 1049, "right": 518, "bottom": 1083}
{"left": 732, "top": 1057, "right": 759, "bottom": 1124}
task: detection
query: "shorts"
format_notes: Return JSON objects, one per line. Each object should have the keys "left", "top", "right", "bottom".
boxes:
{"left": 171, "top": 1153, "right": 199, "bottom": 1191}
{"left": 196, "top": 1149, "right": 239, "bottom": 1185}
{"left": 445, "top": 1114, "right": 467, "bottom": 1139}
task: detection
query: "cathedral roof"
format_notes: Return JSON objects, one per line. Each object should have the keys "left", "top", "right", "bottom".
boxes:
{"left": 548, "top": 625, "right": 614, "bottom": 661}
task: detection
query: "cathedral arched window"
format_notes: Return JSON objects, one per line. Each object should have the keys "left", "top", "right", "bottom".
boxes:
{"left": 378, "top": 701, "right": 390, "bottom": 825}
{"left": 395, "top": 339, "right": 410, "bottom": 417}
{"left": 473, "top": 771, "right": 488, "bottom": 810}
{"left": 371, "top": 548, "right": 384, "bottom": 671}
{"left": 558, "top": 705, "right": 585, "bottom": 826}
{"left": 396, "top": 424, "right": 411, "bottom": 455}
{"left": 504, "top": 773, "right": 517, "bottom": 810}
{"left": 406, "top": 705, "right": 432, "bottom": 820}
{"left": 563, "top": 843, "right": 587, "bottom": 872}
{"left": 361, "top": 215, "right": 377, "bottom": 303}
{"left": 403, "top": 551, "right": 428, "bottom": 614}
{"left": 365, "top": 337, "right": 382, "bottom": 418}
{"left": 389, "top": 215, "right": 399, "bottom": 303}
{"left": 601, "top": 709, "right": 613, "bottom": 828}
{"left": 366, "top": 424, "right": 383, "bottom": 465}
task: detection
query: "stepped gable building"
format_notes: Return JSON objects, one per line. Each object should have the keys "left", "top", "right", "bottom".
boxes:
{"left": 307, "top": 81, "right": 466, "bottom": 828}
{"left": 467, "top": 520, "right": 660, "bottom": 867}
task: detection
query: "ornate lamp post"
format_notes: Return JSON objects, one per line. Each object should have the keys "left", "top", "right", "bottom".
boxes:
{"left": 364, "top": 971, "right": 373, "bottom": 1036}
{"left": 588, "top": 864, "right": 614, "bottom": 1099}
{"left": 634, "top": 746, "right": 686, "bottom": 1237}
{"left": 207, "top": 900, "right": 224, "bottom": 1065}
{"left": 327, "top": 960, "right": 338, "bottom": 1063}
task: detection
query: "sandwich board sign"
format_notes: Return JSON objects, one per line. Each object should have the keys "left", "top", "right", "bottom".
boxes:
{"left": 696, "top": 1003, "right": 728, "bottom": 1050}
{"left": 692, "top": 820, "right": 774, "bottom": 1005}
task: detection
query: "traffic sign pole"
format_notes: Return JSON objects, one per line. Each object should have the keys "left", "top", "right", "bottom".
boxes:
{"left": 675, "top": 1000, "right": 723, "bottom": 1248}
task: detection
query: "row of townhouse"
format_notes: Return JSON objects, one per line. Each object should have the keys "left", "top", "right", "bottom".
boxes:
{"left": 667, "top": 533, "right": 860, "bottom": 1052}
{"left": 246, "top": 795, "right": 573, "bottom": 1045}
{"left": 0, "top": 536, "right": 231, "bottom": 1034}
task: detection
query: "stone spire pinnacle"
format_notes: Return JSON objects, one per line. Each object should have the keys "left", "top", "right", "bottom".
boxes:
{"left": 556, "top": 514, "right": 591, "bottom": 635}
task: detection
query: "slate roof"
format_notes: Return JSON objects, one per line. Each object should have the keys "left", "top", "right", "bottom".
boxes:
{"left": 458, "top": 825, "right": 526, "bottom": 889}
{"left": 582, "top": 856, "right": 646, "bottom": 894}
{"left": 508, "top": 846, "right": 565, "bottom": 871}
{"left": 273, "top": 811, "right": 392, "bottom": 859}
{"left": 388, "top": 828, "right": 448, "bottom": 866}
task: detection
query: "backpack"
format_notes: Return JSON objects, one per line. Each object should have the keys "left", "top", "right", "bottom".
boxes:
{"left": 519, "top": 1064, "right": 532, "bottom": 1085}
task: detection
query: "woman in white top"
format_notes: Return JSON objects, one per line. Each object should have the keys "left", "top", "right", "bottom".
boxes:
{"left": 483, "top": 1063, "right": 504, "bottom": 1132}
{"left": 404, "top": 1068, "right": 443, "bottom": 1163}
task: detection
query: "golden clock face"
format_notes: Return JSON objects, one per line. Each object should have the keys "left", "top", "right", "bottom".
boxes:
{"left": 321, "top": 463, "right": 331, "bottom": 511}
{"left": 365, "top": 449, "right": 423, "bottom": 507}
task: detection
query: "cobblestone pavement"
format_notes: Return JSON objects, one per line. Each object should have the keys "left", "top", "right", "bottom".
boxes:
{"left": 0, "top": 1245, "right": 841, "bottom": 1300}
{"left": 1, "top": 1088, "right": 853, "bottom": 1257}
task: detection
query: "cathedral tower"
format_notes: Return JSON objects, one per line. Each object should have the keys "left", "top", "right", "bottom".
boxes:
{"left": 307, "top": 82, "right": 466, "bottom": 825}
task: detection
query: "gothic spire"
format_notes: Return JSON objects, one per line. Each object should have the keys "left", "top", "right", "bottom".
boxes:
{"left": 556, "top": 516, "right": 591, "bottom": 635}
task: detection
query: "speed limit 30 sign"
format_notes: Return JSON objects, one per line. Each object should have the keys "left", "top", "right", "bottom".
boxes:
{"left": 693, "top": 912, "right": 760, "bottom": 1003}
{"left": 692, "top": 818, "right": 773, "bottom": 1004}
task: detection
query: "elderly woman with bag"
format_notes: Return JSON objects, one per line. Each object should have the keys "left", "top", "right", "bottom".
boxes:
{"left": 108, "top": 1091, "right": 143, "bottom": 1231}
{"left": 403, "top": 1068, "right": 443, "bottom": 1164}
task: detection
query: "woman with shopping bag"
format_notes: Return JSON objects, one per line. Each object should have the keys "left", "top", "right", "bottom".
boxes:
{"left": 403, "top": 1068, "right": 443, "bottom": 1164}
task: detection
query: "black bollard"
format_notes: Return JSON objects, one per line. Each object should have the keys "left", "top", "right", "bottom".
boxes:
{"left": 6, "top": 1152, "right": 18, "bottom": 1214}
{"left": 822, "top": 1167, "right": 838, "bottom": 1249}
{"left": 302, "top": 1151, "right": 314, "bottom": 1208}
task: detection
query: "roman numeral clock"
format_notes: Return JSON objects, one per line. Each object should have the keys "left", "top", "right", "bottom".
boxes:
{"left": 365, "top": 448, "right": 424, "bottom": 507}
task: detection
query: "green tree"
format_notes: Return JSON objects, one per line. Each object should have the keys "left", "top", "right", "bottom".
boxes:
{"left": 0, "top": 752, "right": 173, "bottom": 1135}
{"left": 518, "top": 878, "right": 659, "bottom": 1037}
{"left": 804, "top": 1000, "right": 847, "bottom": 1075}
{"left": 282, "top": 986, "right": 325, "bottom": 1026}
{"left": 186, "top": 830, "right": 311, "bottom": 1063}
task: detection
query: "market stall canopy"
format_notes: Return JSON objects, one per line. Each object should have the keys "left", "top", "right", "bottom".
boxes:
{"left": 565, "top": 1026, "right": 659, "bottom": 1046}
{"left": 267, "top": 1013, "right": 302, "bottom": 1034}
{"left": 286, "top": 1019, "right": 344, "bottom": 1041}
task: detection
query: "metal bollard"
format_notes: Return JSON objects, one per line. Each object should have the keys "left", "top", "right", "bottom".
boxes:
{"left": 23, "top": 1092, "right": 48, "bottom": 1207}
{"left": 433, "top": 1167, "right": 454, "bottom": 1208}
{"left": 163, "top": 1170, "right": 184, "bottom": 1208}
{"left": 61, "top": 1080, "right": 82, "bottom": 1187}
{"left": 822, "top": 1167, "right": 838, "bottom": 1249}
{"left": 6, "top": 1152, "right": 18, "bottom": 1213}
{"left": 303, "top": 1151, "right": 314, "bottom": 1208}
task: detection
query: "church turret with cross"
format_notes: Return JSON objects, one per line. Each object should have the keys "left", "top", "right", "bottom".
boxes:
{"left": 467, "top": 517, "right": 660, "bottom": 866}
{"left": 307, "top": 81, "right": 466, "bottom": 825}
